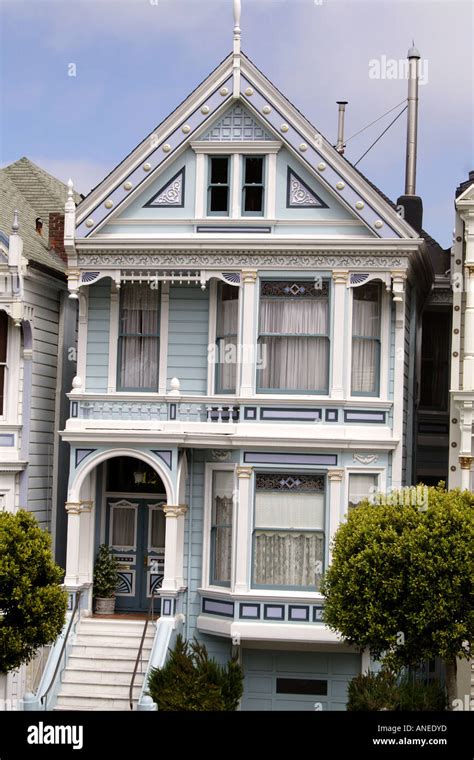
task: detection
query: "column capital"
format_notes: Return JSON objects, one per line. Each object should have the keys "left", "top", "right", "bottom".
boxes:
{"left": 327, "top": 468, "right": 344, "bottom": 482}
{"left": 163, "top": 504, "right": 188, "bottom": 518}
{"left": 80, "top": 500, "right": 93, "bottom": 513}
{"left": 332, "top": 269, "right": 349, "bottom": 284}
{"left": 241, "top": 269, "right": 257, "bottom": 284}
{"left": 236, "top": 465, "right": 253, "bottom": 479}
{"left": 65, "top": 501, "right": 82, "bottom": 515}
{"left": 459, "top": 456, "right": 473, "bottom": 470}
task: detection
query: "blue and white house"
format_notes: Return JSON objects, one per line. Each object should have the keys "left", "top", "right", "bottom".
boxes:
{"left": 53, "top": 4, "right": 437, "bottom": 710}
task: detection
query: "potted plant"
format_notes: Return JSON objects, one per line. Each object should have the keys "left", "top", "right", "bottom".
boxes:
{"left": 93, "top": 544, "right": 119, "bottom": 615}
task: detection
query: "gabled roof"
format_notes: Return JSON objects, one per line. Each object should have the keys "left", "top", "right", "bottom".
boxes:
{"left": 74, "top": 52, "right": 427, "bottom": 243}
{"left": 0, "top": 158, "right": 80, "bottom": 273}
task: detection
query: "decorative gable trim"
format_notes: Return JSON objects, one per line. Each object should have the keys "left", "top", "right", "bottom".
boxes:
{"left": 144, "top": 168, "right": 185, "bottom": 208}
{"left": 286, "top": 168, "right": 328, "bottom": 209}
{"left": 198, "top": 103, "right": 273, "bottom": 142}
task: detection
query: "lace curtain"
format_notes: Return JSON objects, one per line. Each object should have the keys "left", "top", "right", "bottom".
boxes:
{"left": 216, "top": 297, "right": 238, "bottom": 392}
{"left": 348, "top": 474, "right": 377, "bottom": 509}
{"left": 258, "top": 298, "right": 328, "bottom": 391}
{"left": 211, "top": 471, "right": 234, "bottom": 584}
{"left": 253, "top": 490, "right": 325, "bottom": 589}
{"left": 351, "top": 290, "right": 380, "bottom": 394}
{"left": 119, "top": 284, "right": 159, "bottom": 389}
{"left": 111, "top": 507, "right": 136, "bottom": 548}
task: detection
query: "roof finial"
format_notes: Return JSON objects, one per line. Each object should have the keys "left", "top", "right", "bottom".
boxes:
{"left": 233, "top": 0, "right": 241, "bottom": 51}
{"left": 12, "top": 209, "right": 19, "bottom": 233}
{"left": 65, "top": 178, "right": 76, "bottom": 212}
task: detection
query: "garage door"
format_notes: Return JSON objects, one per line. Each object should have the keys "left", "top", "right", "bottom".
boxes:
{"left": 241, "top": 650, "right": 360, "bottom": 711}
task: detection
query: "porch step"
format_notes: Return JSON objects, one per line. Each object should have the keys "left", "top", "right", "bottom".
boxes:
{"left": 53, "top": 617, "right": 156, "bottom": 711}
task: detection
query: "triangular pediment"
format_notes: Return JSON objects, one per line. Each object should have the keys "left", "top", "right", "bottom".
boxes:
{"left": 198, "top": 103, "right": 273, "bottom": 142}
{"left": 76, "top": 52, "right": 420, "bottom": 241}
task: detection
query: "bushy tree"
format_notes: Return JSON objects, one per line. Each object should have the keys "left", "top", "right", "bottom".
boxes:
{"left": 0, "top": 510, "right": 68, "bottom": 672}
{"left": 147, "top": 634, "right": 243, "bottom": 711}
{"left": 321, "top": 485, "right": 474, "bottom": 707}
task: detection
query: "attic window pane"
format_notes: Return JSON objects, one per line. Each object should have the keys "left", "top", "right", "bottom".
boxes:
{"left": 208, "top": 157, "right": 230, "bottom": 214}
{"left": 243, "top": 156, "right": 264, "bottom": 215}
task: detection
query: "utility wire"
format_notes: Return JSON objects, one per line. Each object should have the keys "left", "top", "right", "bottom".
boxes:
{"left": 354, "top": 105, "right": 408, "bottom": 167}
{"left": 344, "top": 99, "right": 407, "bottom": 144}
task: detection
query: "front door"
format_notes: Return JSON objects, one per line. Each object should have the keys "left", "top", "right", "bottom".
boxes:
{"left": 106, "top": 498, "right": 166, "bottom": 612}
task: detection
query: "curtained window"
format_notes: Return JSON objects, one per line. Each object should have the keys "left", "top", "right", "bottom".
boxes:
{"left": 215, "top": 283, "right": 239, "bottom": 393}
{"left": 111, "top": 505, "right": 137, "bottom": 549}
{"left": 252, "top": 473, "right": 325, "bottom": 590}
{"left": 348, "top": 474, "right": 378, "bottom": 510}
{"left": 257, "top": 280, "right": 329, "bottom": 392}
{"left": 150, "top": 508, "right": 166, "bottom": 550}
{"left": 118, "top": 284, "right": 160, "bottom": 390}
{"left": 210, "top": 470, "right": 234, "bottom": 586}
{"left": 351, "top": 283, "right": 381, "bottom": 395}
{"left": 0, "top": 311, "right": 7, "bottom": 415}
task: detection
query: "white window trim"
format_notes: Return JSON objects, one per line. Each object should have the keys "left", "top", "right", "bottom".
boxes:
{"left": 158, "top": 282, "right": 170, "bottom": 394}
{"left": 108, "top": 499, "right": 139, "bottom": 551}
{"left": 202, "top": 462, "right": 237, "bottom": 591}
{"left": 107, "top": 284, "right": 119, "bottom": 393}
{"left": 207, "top": 280, "right": 218, "bottom": 396}
{"left": 346, "top": 284, "right": 390, "bottom": 401}
{"left": 191, "top": 141, "right": 281, "bottom": 155}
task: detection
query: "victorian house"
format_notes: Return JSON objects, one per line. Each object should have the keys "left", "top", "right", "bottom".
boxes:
{"left": 0, "top": 158, "right": 80, "bottom": 705}
{"left": 37, "top": 11, "right": 450, "bottom": 710}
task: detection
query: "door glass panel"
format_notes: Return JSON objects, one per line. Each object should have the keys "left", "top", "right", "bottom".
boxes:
{"left": 111, "top": 507, "right": 136, "bottom": 548}
{"left": 150, "top": 509, "right": 165, "bottom": 549}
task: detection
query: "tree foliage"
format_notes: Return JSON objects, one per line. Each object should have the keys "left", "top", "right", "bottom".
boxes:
{"left": 0, "top": 510, "right": 67, "bottom": 673}
{"left": 321, "top": 485, "right": 474, "bottom": 670}
{"left": 347, "top": 670, "right": 447, "bottom": 711}
{"left": 147, "top": 634, "right": 244, "bottom": 711}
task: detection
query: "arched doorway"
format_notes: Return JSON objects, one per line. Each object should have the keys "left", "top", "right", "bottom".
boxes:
{"left": 102, "top": 456, "right": 167, "bottom": 612}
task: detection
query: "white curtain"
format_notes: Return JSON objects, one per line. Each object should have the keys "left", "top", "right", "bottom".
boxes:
{"left": 217, "top": 297, "right": 238, "bottom": 392}
{"left": 111, "top": 507, "right": 135, "bottom": 548}
{"left": 212, "top": 471, "right": 234, "bottom": 584}
{"left": 253, "top": 531, "right": 324, "bottom": 588}
{"left": 351, "top": 296, "right": 379, "bottom": 393}
{"left": 119, "top": 284, "right": 159, "bottom": 389}
{"left": 258, "top": 299, "right": 328, "bottom": 390}
{"left": 150, "top": 509, "right": 165, "bottom": 549}
{"left": 255, "top": 491, "right": 324, "bottom": 530}
{"left": 348, "top": 474, "right": 377, "bottom": 509}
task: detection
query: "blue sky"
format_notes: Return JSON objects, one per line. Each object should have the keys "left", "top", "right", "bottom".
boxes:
{"left": 1, "top": 0, "right": 473, "bottom": 247}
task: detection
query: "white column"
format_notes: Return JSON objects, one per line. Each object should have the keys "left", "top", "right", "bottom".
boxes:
{"left": 76, "top": 291, "right": 88, "bottom": 387}
{"left": 195, "top": 154, "right": 205, "bottom": 219}
{"left": 459, "top": 456, "right": 472, "bottom": 491}
{"left": 463, "top": 265, "right": 474, "bottom": 391}
{"left": 231, "top": 154, "right": 241, "bottom": 219}
{"left": 234, "top": 465, "right": 253, "bottom": 594}
{"left": 64, "top": 502, "right": 82, "bottom": 587}
{"left": 78, "top": 501, "right": 93, "bottom": 586}
{"left": 107, "top": 285, "right": 119, "bottom": 393}
{"left": 161, "top": 505, "right": 187, "bottom": 593}
{"left": 331, "top": 270, "right": 348, "bottom": 399}
{"left": 391, "top": 273, "right": 406, "bottom": 489}
{"left": 158, "top": 282, "right": 170, "bottom": 394}
{"left": 327, "top": 469, "right": 344, "bottom": 562}
{"left": 266, "top": 153, "right": 277, "bottom": 219}
{"left": 239, "top": 270, "right": 257, "bottom": 397}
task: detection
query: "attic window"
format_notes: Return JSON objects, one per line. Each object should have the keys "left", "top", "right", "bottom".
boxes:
{"left": 242, "top": 156, "right": 264, "bottom": 216}
{"left": 35, "top": 217, "right": 43, "bottom": 235}
{"left": 208, "top": 157, "right": 230, "bottom": 215}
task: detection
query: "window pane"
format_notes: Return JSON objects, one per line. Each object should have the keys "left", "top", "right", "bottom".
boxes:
{"left": 216, "top": 284, "right": 238, "bottom": 393}
{"left": 150, "top": 509, "right": 165, "bottom": 548}
{"left": 348, "top": 474, "right": 377, "bottom": 509}
{"left": 210, "top": 186, "right": 229, "bottom": 212}
{"left": 260, "top": 298, "right": 327, "bottom": 335}
{"left": 351, "top": 338, "right": 378, "bottom": 393}
{"left": 111, "top": 507, "right": 135, "bottom": 547}
{"left": 255, "top": 491, "right": 324, "bottom": 530}
{"left": 120, "top": 336, "right": 159, "bottom": 389}
{"left": 351, "top": 283, "right": 380, "bottom": 394}
{"left": 0, "top": 366, "right": 4, "bottom": 416}
{"left": 211, "top": 471, "right": 234, "bottom": 585}
{"left": 244, "top": 186, "right": 263, "bottom": 212}
{"left": 210, "top": 157, "right": 229, "bottom": 184}
{"left": 119, "top": 284, "right": 159, "bottom": 389}
{"left": 245, "top": 157, "right": 263, "bottom": 184}
{"left": 0, "top": 311, "right": 7, "bottom": 363}
{"left": 352, "top": 285, "right": 380, "bottom": 337}
{"left": 258, "top": 336, "right": 328, "bottom": 391}
{"left": 253, "top": 531, "right": 324, "bottom": 588}
{"left": 419, "top": 311, "right": 450, "bottom": 409}
{"left": 276, "top": 678, "right": 327, "bottom": 696}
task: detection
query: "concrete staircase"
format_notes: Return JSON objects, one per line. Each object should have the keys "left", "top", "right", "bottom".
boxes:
{"left": 54, "top": 617, "right": 155, "bottom": 711}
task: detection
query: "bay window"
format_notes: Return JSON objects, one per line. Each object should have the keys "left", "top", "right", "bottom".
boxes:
{"left": 351, "top": 283, "right": 381, "bottom": 395}
{"left": 118, "top": 283, "right": 160, "bottom": 391}
{"left": 0, "top": 311, "right": 7, "bottom": 415}
{"left": 215, "top": 283, "right": 239, "bottom": 393}
{"left": 252, "top": 473, "right": 325, "bottom": 590}
{"left": 210, "top": 470, "right": 234, "bottom": 587}
{"left": 257, "top": 280, "right": 329, "bottom": 392}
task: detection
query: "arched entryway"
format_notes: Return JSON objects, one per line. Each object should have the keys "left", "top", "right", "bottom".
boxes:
{"left": 103, "top": 456, "right": 167, "bottom": 612}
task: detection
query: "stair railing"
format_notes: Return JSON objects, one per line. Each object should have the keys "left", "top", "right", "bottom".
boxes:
{"left": 129, "top": 592, "right": 156, "bottom": 710}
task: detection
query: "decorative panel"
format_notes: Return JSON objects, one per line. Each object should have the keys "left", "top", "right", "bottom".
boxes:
{"left": 144, "top": 168, "right": 185, "bottom": 208}
{"left": 199, "top": 104, "right": 273, "bottom": 142}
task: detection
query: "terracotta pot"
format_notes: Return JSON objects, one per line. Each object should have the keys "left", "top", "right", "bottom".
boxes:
{"left": 94, "top": 596, "right": 116, "bottom": 615}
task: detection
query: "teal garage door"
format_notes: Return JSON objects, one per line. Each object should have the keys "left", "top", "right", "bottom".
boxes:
{"left": 241, "top": 650, "right": 360, "bottom": 711}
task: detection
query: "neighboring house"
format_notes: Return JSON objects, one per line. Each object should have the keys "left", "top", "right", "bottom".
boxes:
{"left": 52, "top": 28, "right": 455, "bottom": 710}
{"left": 0, "top": 158, "right": 79, "bottom": 705}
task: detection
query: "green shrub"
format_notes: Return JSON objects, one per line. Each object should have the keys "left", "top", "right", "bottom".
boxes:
{"left": 347, "top": 669, "right": 447, "bottom": 711}
{"left": 347, "top": 669, "right": 398, "bottom": 711}
{"left": 0, "top": 510, "right": 67, "bottom": 673}
{"left": 93, "top": 544, "right": 119, "bottom": 598}
{"left": 147, "top": 634, "right": 243, "bottom": 711}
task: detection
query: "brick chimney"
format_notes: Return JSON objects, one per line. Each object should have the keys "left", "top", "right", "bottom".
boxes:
{"left": 48, "top": 212, "right": 67, "bottom": 263}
